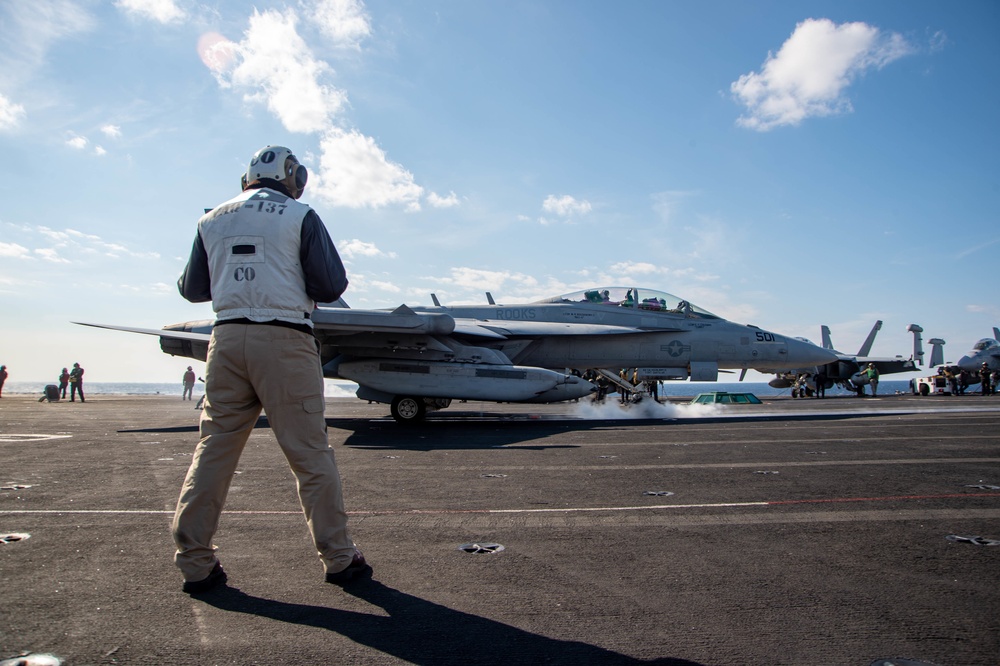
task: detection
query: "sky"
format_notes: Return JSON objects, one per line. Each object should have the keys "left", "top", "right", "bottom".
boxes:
{"left": 1, "top": 0, "right": 998, "bottom": 384}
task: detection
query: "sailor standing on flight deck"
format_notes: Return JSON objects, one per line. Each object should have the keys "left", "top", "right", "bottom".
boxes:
{"left": 173, "top": 145, "right": 369, "bottom": 594}
{"left": 182, "top": 366, "right": 196, "bottom": 401}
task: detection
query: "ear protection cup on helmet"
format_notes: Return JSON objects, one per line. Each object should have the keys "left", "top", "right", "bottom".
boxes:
{"left": 288, "top": 161, "right": 308, "bottom": 191}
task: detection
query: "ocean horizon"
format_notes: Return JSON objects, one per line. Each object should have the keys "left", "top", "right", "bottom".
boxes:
{"left": 1, "top": 379, "right": 918, "bottom": 399}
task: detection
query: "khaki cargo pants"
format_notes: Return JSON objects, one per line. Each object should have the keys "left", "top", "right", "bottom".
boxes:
{"left": 172, "top": 323, "right": 355, "bottom": 582}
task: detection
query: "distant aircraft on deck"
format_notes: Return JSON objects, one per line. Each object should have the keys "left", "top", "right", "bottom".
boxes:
{"left": 769, "top": 320, "right": 929, "bottom": 395}
{"left": 956, "top": 327, "right": 1000, "bottom": 375}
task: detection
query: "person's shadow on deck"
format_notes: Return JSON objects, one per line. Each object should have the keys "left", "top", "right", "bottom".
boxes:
{"left": 199, "top": 578, "right": 704, "bottom": 665}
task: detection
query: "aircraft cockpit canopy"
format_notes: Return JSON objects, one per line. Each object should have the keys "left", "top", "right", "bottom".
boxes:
{"left": 535, "top": 287, "right": 719, "bottom": 318}
{"left": 973, "top": 338, "right": 999, "bottom": 352}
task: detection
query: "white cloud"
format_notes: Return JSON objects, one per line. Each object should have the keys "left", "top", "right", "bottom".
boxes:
{"left": 1, "top": 0, "right": 95, "bottom": 86}
{"left": 929, "top": 30, "right": 948, "bottom": 53}
{"left": 955, "top": 236, "right": 1000, "bottom": 260}
{"left": 432, "top": 267, "right": 539, "bottom": 293}
{"left": 369, "top": 279, "right": 401, "bottom": 293}
{"left": 313, "top": 128, "right": 423, "bottom": 208}
{"left": 609, "top": 261, "right": 666, "bottom": 276}
{"left": 221, "top": 9, "right": 346, "bottom": 134}
{"left": 114, "top": 0, "right": 186, "bottom": 24}
{"left": 0, "top": 93, "right": 26, "bottom": 130}
{"left": 427, "top": 191, "right": 460, "bottom": 208}
{"left": 311, "top": 0, "right": 372, "bottom": 49}
{"left": 35, "top": 247, "right": 70, "bottom": 263}
{"left": 94, "top": 145, "right": 107, "bottom": 156}
{"left": 203, "top": 3, "right": 430, "bottom": 210}
{"left": 651, "top": 190, "right": 697, "bottom": 226}
{"left": 150, "top": 282, "right": 175, "bottom": 294}
{"left": 197, "top": 32, "right": 239, "bottom": 73}
{"left": 30, "top": 225, "right": 159, "bottom": 260}
{"left": 338, "top": 238, "right": 397, "bottom": 259}
{"left": 0, "top": 242, "right": 31, "bottom": 259}
{"left": 966, "top": 304, "right": 1000, "bottom": 318}
{"left": 101, "top": 124, "right": 122, "bottom": 138}
{"left": 731, "top": 18, "right": 914, "bottom": 131}
{"left": 66, "top": 134, "right": 88, "bottom": 150}
{"left": 542, "top": 194, "right": 592, "bottom": 217}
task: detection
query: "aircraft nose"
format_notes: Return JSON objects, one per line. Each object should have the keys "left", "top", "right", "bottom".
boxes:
{"left": 957, "top": 355, "right": 977, "bottom": 371}
{"left": 785, "top": 336, "right": 839, "bottom": 366}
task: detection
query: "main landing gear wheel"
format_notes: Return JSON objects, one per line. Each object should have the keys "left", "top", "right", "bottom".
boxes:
{"left": 391, "top": 396, "right": 426, "bottom": 423}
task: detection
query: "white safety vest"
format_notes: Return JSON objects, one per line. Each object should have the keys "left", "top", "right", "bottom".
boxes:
{"left": 199, "top": 188, "right": 315, "bottom": 326}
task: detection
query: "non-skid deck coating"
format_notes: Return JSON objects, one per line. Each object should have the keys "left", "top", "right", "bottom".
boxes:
{"left": 2, "top": 393, "right": 999, "bottom": 665}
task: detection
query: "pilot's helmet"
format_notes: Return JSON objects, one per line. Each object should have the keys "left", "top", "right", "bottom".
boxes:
{"left": 243, "top": 145, "right": 308, "bottom": 199}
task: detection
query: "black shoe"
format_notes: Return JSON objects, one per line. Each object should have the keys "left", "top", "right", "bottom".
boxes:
{"left": 182, "top": 561, "right": 227, "bottom": 594}
{"left": 325, "top": 550, "right": 372, "bottom": 585}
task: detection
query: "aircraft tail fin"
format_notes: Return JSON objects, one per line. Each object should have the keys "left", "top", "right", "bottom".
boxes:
{"left": 820, "top": 325, "right": 833, "bottom": 350}
{"left": 994, "top": 326, "right": 999, "bottom": 342}
{"left": 857, "top": 320, "right": 882, "bottom": 357}
{"left": 907, "top": 324, "right": 925, "bottom": 366}
{"left": 928, "top": 338, "right": 945, "bottom": 367}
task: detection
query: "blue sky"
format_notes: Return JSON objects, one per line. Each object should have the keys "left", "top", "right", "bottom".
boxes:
{"left": 1, "top": 0, "right": 997, "bottom": 383}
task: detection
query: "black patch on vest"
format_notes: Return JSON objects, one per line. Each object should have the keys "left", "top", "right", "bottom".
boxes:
{"left": 232, "top": 244, "right": 256, "bottom": 255}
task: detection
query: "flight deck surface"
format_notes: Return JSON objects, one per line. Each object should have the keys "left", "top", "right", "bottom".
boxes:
{"left": 2, "top": 394, "right": 999, "bottom": 665}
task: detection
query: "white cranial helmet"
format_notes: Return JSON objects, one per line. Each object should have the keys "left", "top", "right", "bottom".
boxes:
{"left": 242, "top": 145, "right": 308, "bottom": 199}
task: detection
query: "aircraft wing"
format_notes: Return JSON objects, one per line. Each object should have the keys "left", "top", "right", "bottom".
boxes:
{"left": 866, "top": 357, "right": 918, "bottom": 375}
{"left": 74, "top": 322, "right": 212, "bottom": 342}
{"left": 312, "top": 307, "right": 674, "bottom": 339}
{"left": 78, "top": 310, "right": 673, "bottom": 348}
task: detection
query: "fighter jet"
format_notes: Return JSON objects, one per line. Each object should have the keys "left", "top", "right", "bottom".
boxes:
{"left": 956, "top": 327, "right": 1000, "bottom": 375}
{"left": 79, "top": 286, "right": 836, "bottom": 422}
{"left": 769, "top": 320, "right": 923, "bottom": 395}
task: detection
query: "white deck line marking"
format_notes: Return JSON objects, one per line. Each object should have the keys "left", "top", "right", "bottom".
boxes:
{"left": 3, "top": 492, "right": 998, "bottom": 517}
{"left": 388, "top": 457, "right": 1000, "bottom": 472}
{"left": 0, "top": 433, "right": 73, "bottom": 442}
